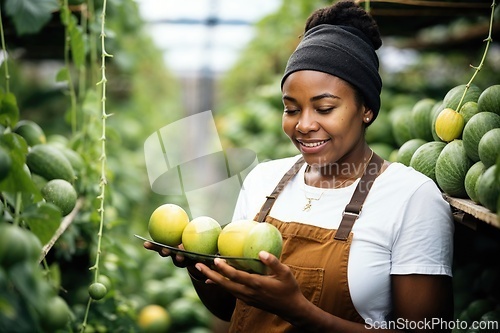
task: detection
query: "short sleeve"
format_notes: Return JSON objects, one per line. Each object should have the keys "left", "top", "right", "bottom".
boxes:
{"left": 390, "top": 180, "right": 454, "bottom": 276}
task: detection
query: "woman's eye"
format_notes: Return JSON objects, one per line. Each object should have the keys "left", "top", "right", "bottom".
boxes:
{"left": 284, "top": 109, "right": 299, "bottom": 115}
{"left": 317, "top": 107, "right": 333, "bottom": 114}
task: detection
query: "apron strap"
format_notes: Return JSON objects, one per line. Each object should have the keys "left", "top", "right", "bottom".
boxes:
{"left": 256, "top": 157, "right": 305, "bottom": 222}
{"left": 334, "top": 153, "right": 384, "bottom": 240}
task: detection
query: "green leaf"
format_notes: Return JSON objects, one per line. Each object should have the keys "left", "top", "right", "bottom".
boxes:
{"left": 68, "top": 17, "right": 86, "bottom": 67}
{"left": 0, "top": 92, "right": 19, "bottom": 127}
{"left": 23, "top": 202, "right": 62, "bottom": 245}
{"left": 0, "top": 133, "right": 40, "bottom": 197}
{"left": 4, "top": 0, "right": 59, "bottom": 36}
{"left": 55, "top": 67, "right": 69, "bottom": 82}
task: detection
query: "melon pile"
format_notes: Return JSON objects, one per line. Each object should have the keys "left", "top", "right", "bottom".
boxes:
{"left": 367, "top": 84, "right": 500, "bottom": 214}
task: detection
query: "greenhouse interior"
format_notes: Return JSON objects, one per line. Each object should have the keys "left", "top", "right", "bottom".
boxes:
{"left": 1, "top": 0, "right": 500, "bottom": 332}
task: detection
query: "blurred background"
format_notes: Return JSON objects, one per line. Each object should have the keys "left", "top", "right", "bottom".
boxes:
{"left": 1, "top": 0, "right": 500, "bottom": 332}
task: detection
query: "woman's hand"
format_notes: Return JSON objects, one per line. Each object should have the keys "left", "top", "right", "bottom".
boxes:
{"left": 143, "top": 241, "right": 195, "bottom": 268}
{"left": 196, "top": 251, "right": 307, "bottom": 320}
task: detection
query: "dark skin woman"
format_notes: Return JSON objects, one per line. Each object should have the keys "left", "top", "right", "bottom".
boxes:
{"left": 145, "top": 1, "right": 454, "bottom": 332}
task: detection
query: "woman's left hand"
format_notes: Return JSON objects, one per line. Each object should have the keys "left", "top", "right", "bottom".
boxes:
{"left": 195, "top": 251, "right": 306, "bottom": 318}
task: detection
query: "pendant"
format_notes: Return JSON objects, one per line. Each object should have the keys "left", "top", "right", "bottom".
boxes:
{"left": 303, "top": 199, "right": 313, "bottom": 212}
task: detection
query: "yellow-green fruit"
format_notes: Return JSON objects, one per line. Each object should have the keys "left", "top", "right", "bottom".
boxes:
{"left": 218, "top": 219, "right": 258, "bottom": 257}
{"left": 435, "top": 108, "right": 465, "bottom": 142}
{"left": 148, "top": 204, "right": 190, "bottom": 246}
{"left": 243, "top": 222, "right": 283, "bottom": 259}
{"left": 182, "top": 216, "right": 221, "bottom": 255}
{"left": 137, "top": 305, "right": 171, "bottom": 333}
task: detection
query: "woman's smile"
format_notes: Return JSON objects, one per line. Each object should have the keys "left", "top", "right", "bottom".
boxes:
{"left": 296, "top": 138, "right": 331, "bottom": 154}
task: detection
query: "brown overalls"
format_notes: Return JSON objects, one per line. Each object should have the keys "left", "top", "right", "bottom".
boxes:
{"left": 228, "top": 154, "right": 384, "bottom": 332}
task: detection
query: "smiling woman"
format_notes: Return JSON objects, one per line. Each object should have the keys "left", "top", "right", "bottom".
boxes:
{"left": 144, "top": 1, "right": 455, "bottom": 332}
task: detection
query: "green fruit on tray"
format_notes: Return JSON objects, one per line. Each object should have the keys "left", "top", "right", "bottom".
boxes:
{"left": 243, "top": 222, "right": 283, "bottom": 260}
{"left": 182, "top": 216, "right": 222, "bottom": 255}
{"left": 148, "top": 204, "right": 190, "bottom": 247}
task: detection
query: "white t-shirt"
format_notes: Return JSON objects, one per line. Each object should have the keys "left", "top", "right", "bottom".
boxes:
{"left": 232, "top": 154, "right": 454, "bottom": 322}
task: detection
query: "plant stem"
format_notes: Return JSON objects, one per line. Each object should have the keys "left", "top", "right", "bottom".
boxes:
{"left": 62, "top": 0, "right": 78, "bottom": 134}
{"left": 78, "top": 4, "right": 88, "bottom": 112}
{"left": 456, "top": 0, "right": 496, "bottom": 113}
{"left": 0, "top": 6, "right": 10, "bottom": 94}
{"left": 80, "top": 0, "right": 112, "bottom": 330}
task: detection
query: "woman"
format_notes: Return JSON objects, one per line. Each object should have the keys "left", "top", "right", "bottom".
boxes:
{"left": 145, "top": 1, "right": 455, "bottom": 332}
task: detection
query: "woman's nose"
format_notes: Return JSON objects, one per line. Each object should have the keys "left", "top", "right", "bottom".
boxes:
{"left": 296, "top": 110, "right": 319, "bottom": 133}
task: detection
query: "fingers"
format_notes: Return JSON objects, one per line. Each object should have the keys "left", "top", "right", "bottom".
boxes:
{"left": 143, "top": 242, "right": 197, "bottom": 269}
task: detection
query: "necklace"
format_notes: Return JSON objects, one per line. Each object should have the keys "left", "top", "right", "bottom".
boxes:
{"left": 302, "top": 149, "right": 374, "bottom": 212}
{"left": 302, "top": 187, "right": 326, "bottom": 212}
{"left": 333, "top": 149, "right": 374, "bottom": 188}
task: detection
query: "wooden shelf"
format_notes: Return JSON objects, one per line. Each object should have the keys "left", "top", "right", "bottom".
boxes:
{"left": 443, "top": 194, "right": 499, "bottom": 230}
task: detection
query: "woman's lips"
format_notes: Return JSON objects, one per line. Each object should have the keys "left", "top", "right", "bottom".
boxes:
{"left": 297, "top": 139, "right": 330, "bottom": 153}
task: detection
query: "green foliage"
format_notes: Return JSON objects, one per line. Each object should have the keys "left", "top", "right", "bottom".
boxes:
{"left": 3, "top": 0, "right": 59, "bottom": 36}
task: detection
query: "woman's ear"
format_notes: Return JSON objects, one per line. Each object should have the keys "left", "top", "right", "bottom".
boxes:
{"left": 363, "top": 107, "right": 374, "bottom": 124}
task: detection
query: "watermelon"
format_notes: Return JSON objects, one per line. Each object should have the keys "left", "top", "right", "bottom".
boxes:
{"left": 430, "top": 100, "right": 445, "bottom": 142}
{"left": 464, "top": 161, "right": 486, "bottom": 203}
{"left": 476, "top": 165, "right": 499, "bottom": 212}
{"left": 390, "top": 106, "right": 413, "bottom": 147}
{"left": 397, "top": 139, "right": 427, "bottom": 166}
{"left": 410, "top": 98, "right": 435, "bottom": 141}
{"left": 410, "top": 141, "right": 447, "bottom": 183}
{"left": 458, "top": 101, "right": 479, "bottom": 124}
{"left": 478, "top": 128, "right": 500, "bottom": 168}
{"left": 477, "top": 85, "right": 500, "bottom": 116}
{"left": 435, "top": 140, "right": 472, "bottom": 198}
{"left": 462, "top": 112, "right": 500, "bottom": 162}
{"left": 442, "top": 84, "right": 481, "bottom": 111}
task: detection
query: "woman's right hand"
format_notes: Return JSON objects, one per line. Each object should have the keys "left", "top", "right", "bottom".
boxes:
{"left": 143, "top": 241, "right": 192, "bottom": 268}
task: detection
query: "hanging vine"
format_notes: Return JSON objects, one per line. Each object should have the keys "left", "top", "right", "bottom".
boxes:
{"left": 80, "top": 0, "right": 113, "bottom": 331}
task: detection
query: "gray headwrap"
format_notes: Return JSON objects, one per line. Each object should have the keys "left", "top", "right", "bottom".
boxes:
{"left": 281, "top": 24, "right": 382, "bottom": 120}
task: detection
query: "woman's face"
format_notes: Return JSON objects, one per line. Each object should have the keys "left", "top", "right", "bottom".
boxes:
{"left": 282, "top": 70, "right": 372, "bottom": 167}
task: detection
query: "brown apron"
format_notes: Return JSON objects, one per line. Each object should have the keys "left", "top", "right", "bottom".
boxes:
{"left": 228, "top": 153, "right": 384, "bottom": 333}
